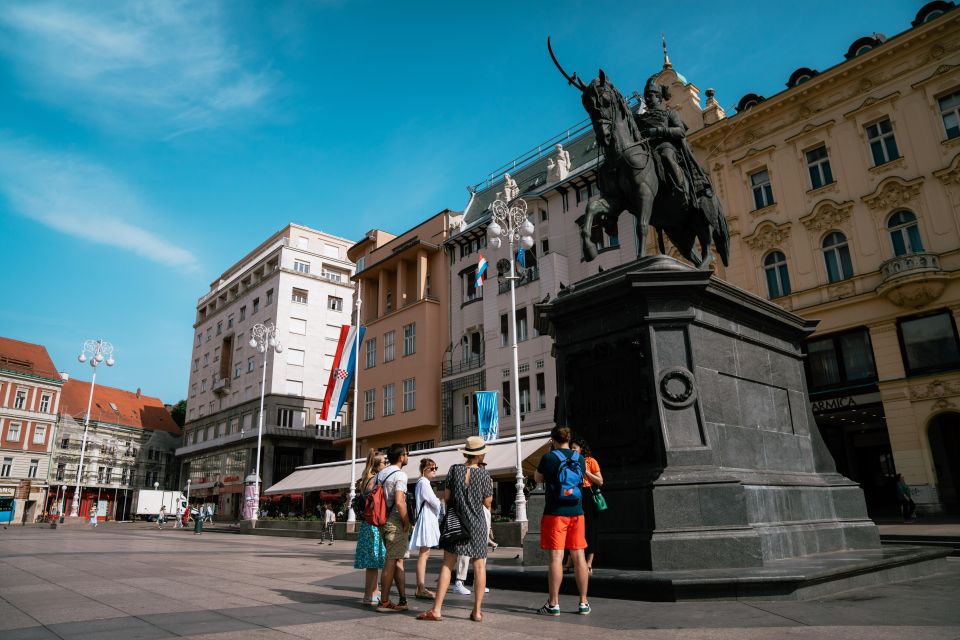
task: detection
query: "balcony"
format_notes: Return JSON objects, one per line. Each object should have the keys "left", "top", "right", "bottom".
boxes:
{"left": 212, "top": 377, "right": 230, "bottom": 397}
{"left": 442, "top": 421, "right": 477, "bottom": 443}
{"left": 876, "top": 252, "right": 949, "bottom": 308}
{"left": 174, "top": 423, "right": 351, "bottom": 457}
{"left": 498, "top": 265, "right": 540, "bottom": 294}
{"left": 442, "top": 354, "right": 484, "bottom": 377}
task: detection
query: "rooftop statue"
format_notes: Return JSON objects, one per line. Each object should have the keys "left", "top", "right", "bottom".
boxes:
{"left": 547, "top": 38, "right": 729, "bottom": 269}
{"left": 503, "top": 172, "right": 519, "bottom": 201}
{"left": 546, "top": 143, "right": 572, "bottom": 182}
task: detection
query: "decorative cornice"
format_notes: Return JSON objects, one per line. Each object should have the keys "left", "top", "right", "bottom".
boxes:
{"left": 785, "top": 119, "right": 836, "bottom": 144}
{"left": 842, "top": 91, "right": 901, "bottom": 120}
{"left": 933, "top": 153, "right": 960, "bottom": 185}
{"left": 909, "top": 379, "right": 960, "bottom": 401}
{"left": 744, "top": 221, "right": 791, "bottom": 252}
{"left": 911, "top": 62, "right": 960, "bottom": 90}
{"left": 732, "top": 144, "right": 776, "bottom": 166}
{"left": 800, "top": 199, "right": 854, "bottom": 232}
{"left": 861, "top": 176, "right": 925, "bottom": 210}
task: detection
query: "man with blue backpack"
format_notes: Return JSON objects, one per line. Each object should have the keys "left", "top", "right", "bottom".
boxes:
{"left": 533, "top": 425, "right": 590, "bottom": 616}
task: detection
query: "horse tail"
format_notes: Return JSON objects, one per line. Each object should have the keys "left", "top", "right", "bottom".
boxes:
{"left": 713, "top": 205, "right": 731, "bottom": 267}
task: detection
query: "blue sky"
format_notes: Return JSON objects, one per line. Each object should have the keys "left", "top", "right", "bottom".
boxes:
{"left": 0, "top": 0, "right": 921, "bottom": 403}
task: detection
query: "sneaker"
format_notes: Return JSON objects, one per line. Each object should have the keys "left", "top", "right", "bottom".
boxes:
{"left": 537, "top": 602, "right": 560, "bottom": 616}
{"left": 376, "top": 601, "right": 404, "bottom": 613}
{"left": 395, "top": 599, "right": 408, "bottom": 612}
{"left": 578, "top": 602, "right": 591, "bottom": 615}
{"left": 452, "top": 581, "right": 471, "bottom": 595}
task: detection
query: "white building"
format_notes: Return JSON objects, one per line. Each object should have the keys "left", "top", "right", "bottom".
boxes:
{"left": 177, "top": 223, "right": 355, "bottom": 518}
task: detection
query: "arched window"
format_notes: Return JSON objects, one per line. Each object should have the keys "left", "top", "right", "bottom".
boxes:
{"left": 822, "top": 232, "right": 853, "bottom": 283}
{"left": 763, "top": 251, "right": 791, "bottom": 298}
{"left": 888, "top": 210, "right": 924, "bottom": 256}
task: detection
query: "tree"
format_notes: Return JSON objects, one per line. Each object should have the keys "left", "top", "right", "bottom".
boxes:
{"left": 169, "top": 400, "right": 187, "bottom": 427}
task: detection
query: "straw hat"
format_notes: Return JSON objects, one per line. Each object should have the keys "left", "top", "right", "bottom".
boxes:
{"left": 458, "top": 435, "right": 489, "bottom": 457}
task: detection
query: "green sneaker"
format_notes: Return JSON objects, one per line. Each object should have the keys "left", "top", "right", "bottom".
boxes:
{"left": 537, "top": 602, "right": 560, "bottom": 616}
{"left": 578, "top": 602, "right": 591, "bottom": 615}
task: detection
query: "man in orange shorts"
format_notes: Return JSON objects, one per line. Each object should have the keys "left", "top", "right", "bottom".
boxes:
{"left": 534, "top": 425, "right": 590, "bottom": 616}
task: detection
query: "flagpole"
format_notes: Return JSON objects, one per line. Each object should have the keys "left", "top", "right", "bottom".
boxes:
{"left": 347, "top": 282, "right": 362, "bottom": 524}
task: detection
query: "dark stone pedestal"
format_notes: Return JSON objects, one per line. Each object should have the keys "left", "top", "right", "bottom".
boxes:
{"left": 536, "top": 256, "right": 880, "bottom": 571}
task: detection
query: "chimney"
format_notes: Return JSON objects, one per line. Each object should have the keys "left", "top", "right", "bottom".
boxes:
{"left": 136, "top": 388, "right": 141, "bottom": 398}
{"left": 59, "top": 372, "right": 70, "bottom": 381}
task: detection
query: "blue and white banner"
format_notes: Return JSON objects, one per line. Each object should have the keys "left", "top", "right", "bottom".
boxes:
{"left": 319, "top": 324, "right": 365, "bottom": 424}
{"left": 476, "top": 391, "right": 499, "bottom": 441}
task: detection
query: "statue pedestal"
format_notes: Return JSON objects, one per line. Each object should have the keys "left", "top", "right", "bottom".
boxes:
{"left": 538, "top": 256, "right": 879, "bottom": 570}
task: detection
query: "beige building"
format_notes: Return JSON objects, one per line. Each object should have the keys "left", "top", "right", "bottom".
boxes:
{"left": 346, "top": 211, "right": 456, "bottom": 454}
{"left": 178, "top": 223, "right": 354, "bottom": 517}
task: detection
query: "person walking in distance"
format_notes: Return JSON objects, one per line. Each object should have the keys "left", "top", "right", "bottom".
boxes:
{"left": 174, "top": 503, "right": 184, "bottom": 529}
{"left": 896, "top": 474, "right": 917, "bottom": 523}
{"left": 417, "top": 436, "right": 494, "bottom": 622}
{"left": 375, "top": 444, "right": 411, "bottom": 613}
{"left": 192, "top": 504, "right": 204, "bottom": 535}
{"left": 534, "top": 425, "right": 590, "bottom": 616}
{"left": 409, "top": 458, "right": 441, "bottom": 599}
{"left": 354, "top": 451, "right": 387, "bottom": 606}
{"left": 157, "top": 505, "right": 166, "bottom": 529}
{"left": 322, "top": 503, "right": 336, "bottom": 545}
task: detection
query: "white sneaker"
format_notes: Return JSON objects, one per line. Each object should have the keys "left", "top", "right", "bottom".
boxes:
{"left": 452, "top": 581, "right": 471, "bottom": 595}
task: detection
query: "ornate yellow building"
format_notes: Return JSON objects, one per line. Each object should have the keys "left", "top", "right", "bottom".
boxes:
{"left": 651, "top": 1, "right": 960, "bottom": 513}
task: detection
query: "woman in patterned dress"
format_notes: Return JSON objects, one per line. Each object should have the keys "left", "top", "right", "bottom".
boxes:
{"left": 417, "top": 436, "right": 493, "bottom": 622}
{"left": 353, "top": 450, "right": 386, "bottom": 605}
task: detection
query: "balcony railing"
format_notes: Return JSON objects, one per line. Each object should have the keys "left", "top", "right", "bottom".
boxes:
{"left": 212, "top": 377, "right": 230, "bottom": 396}
{"left": 174, "top": 423, "right": 351, "bottom": 456}
{"left": 498, "top": 265, "right": 540, "bottom": 294}
{"left": 879, "top": 252, "right": 941, "bottom": 282}
{"left": 442, "top": 422, "right": 478, "bottom": 443}
{"left": 442, "top": 355, "right": 485, "bottom": 377}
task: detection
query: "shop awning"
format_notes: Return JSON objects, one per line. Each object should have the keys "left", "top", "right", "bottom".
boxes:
{"left": 264, "top": 432, "right": 551, "bottom": 495}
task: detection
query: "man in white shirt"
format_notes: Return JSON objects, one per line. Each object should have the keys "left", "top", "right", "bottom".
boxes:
{"left": 375, "top": 443, "right": 410, "bottom": 613}
{"left": 323, "top": 504, "right": 336, "bottom": 544}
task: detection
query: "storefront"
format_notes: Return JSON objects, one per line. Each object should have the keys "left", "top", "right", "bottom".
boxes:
{"left": 0, "top": 486, "right": 15, "bottom": 524}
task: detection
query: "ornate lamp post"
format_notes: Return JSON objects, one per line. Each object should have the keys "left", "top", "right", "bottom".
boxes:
{"left": 70, "top": 339, "right": 115, "bottom": 518}
{"left": 247, "top": 322, "right": 282, "bottom": 521}
{"left": 487, "top": 195, "right": 535, "bottom": 523}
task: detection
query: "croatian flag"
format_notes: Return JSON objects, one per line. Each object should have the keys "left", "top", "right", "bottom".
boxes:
{"left": 475, "top": 253, "right": 488, "bottom": 289}
{"left": 319, "top": 324, "right": 365, "bottom": 424}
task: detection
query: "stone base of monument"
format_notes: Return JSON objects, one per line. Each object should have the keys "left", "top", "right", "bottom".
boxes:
{"left": 511, "top": 256, "right": 947, "bottom": 598}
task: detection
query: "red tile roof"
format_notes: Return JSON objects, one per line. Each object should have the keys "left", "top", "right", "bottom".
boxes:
{"left": 0, "top": 337, "right": 61, "bottom": 381}
{"left": 60, "top": 378, "right": 181, "bottom": 435}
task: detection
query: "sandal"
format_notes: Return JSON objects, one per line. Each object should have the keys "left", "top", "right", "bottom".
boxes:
{"left": 415, "top": 588, "right": 436, "bottom": 600}
{"left": 470, "top": 612, "right": 483, "bottom": 622}
{"left": 416, "top": 610, "right": 442, "bottom": 621}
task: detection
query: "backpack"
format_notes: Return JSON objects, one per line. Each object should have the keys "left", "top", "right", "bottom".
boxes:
{"left": 364, "top": 469, "right": 399, "bottom": 526}
{"left": 552, "top": 449, "right": 583, "bottom": 505}
{"left": 406, "top": 490, "right": 419, "bottom": 526}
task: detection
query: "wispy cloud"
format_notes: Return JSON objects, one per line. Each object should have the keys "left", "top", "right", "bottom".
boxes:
{"left": 0, "top": 137, "right": 200, "bottom": 272}
{"left": 0, "top": 1, "right": 275, "bottom": 136}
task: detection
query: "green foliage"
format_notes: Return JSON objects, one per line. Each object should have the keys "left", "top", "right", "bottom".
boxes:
{"left": 169, "top": 400, "right": 187, "bottom": 427}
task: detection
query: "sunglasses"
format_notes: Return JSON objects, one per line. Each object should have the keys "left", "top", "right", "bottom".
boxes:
{"left": 426, "top": 466, "right": 438, "bottom": 472}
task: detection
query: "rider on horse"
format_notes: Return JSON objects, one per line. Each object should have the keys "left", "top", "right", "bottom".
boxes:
{"left": 635, "top": 78, "right": 714, "bottom": 210}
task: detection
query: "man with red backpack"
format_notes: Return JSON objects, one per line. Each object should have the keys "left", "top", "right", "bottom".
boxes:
{"left": 374, "top": 443, "right": 411, "bottom": 613}
{"left": 534, "top": 425, "right": 590, "bottom": 616}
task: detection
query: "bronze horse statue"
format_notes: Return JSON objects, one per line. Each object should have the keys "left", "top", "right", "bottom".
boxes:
{"left": 548, "top": 39, "right": 729, "bottom": 269}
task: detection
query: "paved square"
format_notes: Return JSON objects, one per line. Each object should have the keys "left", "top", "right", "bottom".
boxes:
{"left": 1, "top": 525, "right": 958, "bottom": 639}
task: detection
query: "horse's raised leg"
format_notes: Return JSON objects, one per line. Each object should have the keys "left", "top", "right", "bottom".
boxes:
{"left": 580, "top": 197, "right": 610, "bottom": 261}
{"left": 636, "top": 183, "right": 655, "bottom": 258}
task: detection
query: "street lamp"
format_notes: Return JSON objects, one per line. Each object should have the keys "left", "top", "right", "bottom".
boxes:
{"left": 247, "top": 322, "right": 282, "bottom": 521}
{"left": 347, "top": 285, "right": 362, "bottom": 523}
{"left": 487, "top": 194, "right": 535, "bottom": 523}
{"left": 70, "top": 339, "right": 115, "bottom": 518}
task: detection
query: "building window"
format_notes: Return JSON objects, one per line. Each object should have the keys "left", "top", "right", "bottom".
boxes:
{"left": 289, "top": 318, "right": 307, "bottom": 335}
{"left": 541, "top": 238, "right": 550, "bottom": 255}
{"left": 240, "top": 305, "right": 246, "bottom": 321}
{"left": 806, "top": 329, "right": 877, "bottom": 389}
{"left": 196, "top": 334, "right": 202, "bottom": 347}
{"left": 383, "top": 383, "right": 395, "bottom": 416}
{"left": 14, "top": 389, "right": 26, "bottom": 409}
{"left": 286, "top": 379, "right": 303, "bottom": 396}
{"left": 822, "top": 232, "right": 853, "bottom": 283}
{"left": 216, "top": 321, "right": 222, "bottom": 335}
{"left": 561, "top": 190, "right": 569, "bottom": 212}
{"left": 500, "top": 314, "right": 509, "bottom": 347}
{"left": 266, "top": 289, "right": 274, "bottom": 305}
{"left": 364, "top": 389, "right": 376, "bottom": 420}
{"left": 291, "top": 288, "right": 308, "bottom": 304}
{"left": 193, "top": 358, "right": 199, "bottom": 372}
{"left": 97, "top": 466, "right": 105, "bottom": 482}
{"left": 277, "top": 408, "right": 294, "bottom": 427}
{"left": 201, "top": 378, "right": 208, "bottom": 392}
{"left": 385, "top": 292, "right": 393, "bottom": 313}
{"left": 253, "top": 297, "right": 261, "bottom": 313}
{"left": 465, "top": 269, "right": 480, "bottom": 302}
{"left": 519, "top": 376, "right": 531, "bottom": 414}
{"left": 227, "top": 314, "right": 234, "bottom": 329}
{"left": 806, "top": 146, "right": 833, "bottom": 190}
{"left": 33, "top": 424, "right": 46, "bottom": 444}
{"left": 516, "top": 308, "right": 528, "bottom": 342}
{"left": 1, "top": 458, "right": 11, "bottom": 477}
{"left": 321, "top": 268, "right": 343, "bottom": 283}
{"left": 750, "top": 169, "right": 774, "bottom": 209}
{"left": 191, "top": 384, "right": 197, "bottom": 397}
{"left": 888, "top": 210, "right": 924, "bottom": 256}
{"left": 8, "top": 422, "right": 21, "bottom": 441}
{"left": 203, "top": 353, "right": 209, "bottom": 367}
{"left": 502, "top": 381, "right": 511, "bottom": 416}
{"left": 328, "top": 296, "right": 343, "bottom": 312}
{"left": 294, "top": 259, "right": 310, "bottom": 274}
{"left": 56, "top": 463, "right": 65, "bottom": 481}
{"left": 898, "top": 311, "right": 960, "bottom": 376}
{"left": 402, "top": 378, "right": 416, "bottom": 412}
{"left": 403, "top": 323, "right": 416, "bottom": 356}
{"left": 537, "top": 372, "right": 547, "bottom": 410}
{"left": 365, "top": 338, "right": 377, "bottom": 369}
{"left": 384, "top": 331, "right": 396, "bottom": 362}
{"left": 247, "top": 356, "right": 255, "bottom": 372}
{"left": 938, "top": 90, "right": 960, "bottom": 139}
{"left": 27, "top": 459, "right": 39, "bottom": 479}
{"left": 540, "top": 208, "right": 549, "bottom": 222}
{"left": 287, "top": 348, "right": 305, "bottom": 366}
{"left": 105, "top": 467, "right": 113, "bottom": 483}
{"left": 233, "top": 364, "right": 241, "bottom": 379}
{"left": 763, "top": 251, "right": 791, "bottom": 298}
{"left": 866, "top": 118, "right": 900, "bottom": 166}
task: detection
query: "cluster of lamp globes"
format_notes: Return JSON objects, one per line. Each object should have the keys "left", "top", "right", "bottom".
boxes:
{"left": 77, "top": 351, "right": 114, "bottom": 367}
{"left": 249, "top": 334, "right": 283, "bottom": 354}
{"left": 486, "top": 217, "right": 535, "bottom": 251}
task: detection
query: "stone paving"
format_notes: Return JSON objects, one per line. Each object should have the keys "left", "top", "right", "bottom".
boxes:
{"left": 1, "top": 524, "right": 959, "bottom": 639}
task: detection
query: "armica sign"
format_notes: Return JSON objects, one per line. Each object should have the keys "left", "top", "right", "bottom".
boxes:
{"left": 811, "top": 392, "right": 882, "bottom": 415}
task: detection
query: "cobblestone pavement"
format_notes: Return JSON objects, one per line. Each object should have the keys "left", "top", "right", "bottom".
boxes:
{"left": 2, "top": 524, "right": 959, "bottom": 640}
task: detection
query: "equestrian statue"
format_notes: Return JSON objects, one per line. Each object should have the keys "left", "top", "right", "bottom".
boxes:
{"left": 547, "top": 38, "right": 730, "bottom": 269}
